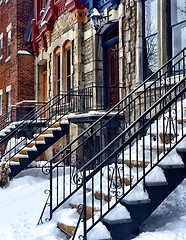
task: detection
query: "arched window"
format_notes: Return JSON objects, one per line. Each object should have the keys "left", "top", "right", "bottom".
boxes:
{"left": 55, "top": 47, "right": 61, "bottom": 95}
{"left": 64, "top": 41, "right": 71, "bottom": 102}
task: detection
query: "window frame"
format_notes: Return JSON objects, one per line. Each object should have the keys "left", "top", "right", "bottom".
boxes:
{"left": 0, "top": 33, "right": 3, "bottom": 60}
{"left": 0, "top": 90, "right": 2, "bottom": 116}
{"left": 167, "top": 0, "right": 186, "bottom": 60}
{"left": 55, "top": 47, "right": 61, "bottom": 96}
{"left": 142, "top": 0, "right": 158, "bottom": 80}
{"left": 64, "top": 40, "right": 71, "bottom": 103}
{"left": 6, "top": 23, "right": 12, "bottom": 60}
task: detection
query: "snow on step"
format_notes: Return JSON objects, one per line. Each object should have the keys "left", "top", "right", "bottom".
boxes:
{"left": 56, "top": 207, "right": 111, "bottom": 240}
{"left": 122, "top": 184, "right": 150, "bottom": 204}
{"left": 40, "top": 133, "right": 54, "bottom": 138}
{"left": 23, "top": 145, "right": 37, "bottom": 151}
{"left": 103, "top": 202, "right": 131, "bottom": 224}
{"left": 70, "top": 204, "right": 100, "bottom": 220}
{"left": 145, "top": 166, "right": 167, "bottom": 186}
{"left": 56, "top": 208, "right": 79, "bottom": 236}
{"left": 12, "top": 153, "right": 29, "bottom": 158}
{"left": 158, "top": 148, "right": 184, "bottom": 168}
{"left": 0, "top": 132, "right": 6, "bottom": 137}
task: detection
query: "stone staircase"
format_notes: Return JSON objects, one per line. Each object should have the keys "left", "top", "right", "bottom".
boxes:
{"left": 54, "top": 99, "right": 186, "bottom": 240}
{"left": 7, "top": 120, "right": 69, "bottom": 179}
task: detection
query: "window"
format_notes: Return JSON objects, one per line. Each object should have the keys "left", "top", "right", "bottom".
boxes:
{"left": 170, "top": 0, "right": 186, "bottom": 56}
{"left": 64, "top": 41, "right": 71, "bottom": 103}
{"left": 0, "top": 33, "right": 3, "bottom": 59}
{"left": 6, "top": 85, "right": 11, "bottom": 120}
{"left": 143, "top": 0, "right": 158, "bottom": 79}
{"left": 0, "top": 90, "right": 2, "bottom": 116}
{"left": 55, "top": 47, "right": 61, "bottom": 95}
{"left": 6, "top": 23, "right": 11, "bottom": 59}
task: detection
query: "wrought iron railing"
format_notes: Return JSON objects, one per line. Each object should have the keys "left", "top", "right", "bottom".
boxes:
{"left": 72, "top": 76, "right": 186, "bottom": 240}
{"left": 0, "top": 109, "right": 14, "bottom": 131}
{"left": 0, "top": 85, "right": 125, "bottom": 163}
{"left": 0, "top": 90, "right": 92, "bottom": 162}
{"left": 39, "top": 47, "right": 186, "bottom": 225}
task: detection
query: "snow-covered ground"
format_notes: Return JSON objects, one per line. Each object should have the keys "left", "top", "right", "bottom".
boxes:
{"left": 0, "top": 100, "right": 186, "bottom": 239}
{"left": 0, "top": 167, "right": 185, "bottom": 240}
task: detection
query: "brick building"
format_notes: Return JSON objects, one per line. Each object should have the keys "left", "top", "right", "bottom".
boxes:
{"left": 0, "top": 0, "right": 35, "bottom": 123}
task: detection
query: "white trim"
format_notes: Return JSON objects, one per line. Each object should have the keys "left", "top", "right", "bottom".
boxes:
{"left": 6, "top": 85, "right": 11, "bottom": 92}
{"left": 0, "top": 33, "right": 3, "bottom": 40}
{"left": 0, "top": 0, "right": 3, "bottom": 5}
{"left": 6, "top": 23, "right": 12, "bottom": 32}
{"left": 5, "top": 55, "right": 11, "bottom": 62}
{"left": 0, "top": 89, "right": 3, "bottom": 95}
{"left": 0, "top": 94, "right": 2, "bottom": 116}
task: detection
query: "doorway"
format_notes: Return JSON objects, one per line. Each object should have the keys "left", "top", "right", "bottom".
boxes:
{"left": 103, "top": 23, "right": 119, "bottom": 109}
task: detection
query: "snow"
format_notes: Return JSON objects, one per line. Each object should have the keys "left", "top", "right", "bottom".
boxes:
{"left": 123, "top": 184, "right": 149, "bottom": 201}
{"left": 0, "top": 98, "right": 186, "bottom": 239}
{"left": 0, "top": 170, "right": 185, "bottom": 240}
{"left": 103, "top": 202, "right": 131, "bottom": 221}
{"left": 131, "top": 179, "right": 186, "bottom": 240}
{"left": 145, "top": 166, "right": 167, "bottom": 183}
{"left": 0, "top": 171, "right": 68, "bottom": 240}
{"left": 17, "top": 50, "right": 31, "bottom": 55}
{"left": 159, "top": 149, "right": 183, "bottom": 166}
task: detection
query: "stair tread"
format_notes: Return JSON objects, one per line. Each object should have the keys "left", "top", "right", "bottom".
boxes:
{"left": 121, "top": 198, "right": 151, "bottom": 205}
{"left": 57, "top": 222, "right": 75, "bottom": 237}
{"left": 159, "top": 163, "right": 185, "bottom": 169}
{"left": 103, "top": 217, "right": 132, "bottom": 224}
{"left": 145, "top": 181, "right": 168, "bottom": 186}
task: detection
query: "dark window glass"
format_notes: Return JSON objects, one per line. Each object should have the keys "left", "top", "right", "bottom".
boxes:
{"left": 143, "top": 0, "right": 158, "bottom": 79}
{"left": 145, "top": 34, "right": 158, "bottom": 75}
{"left": 57, "top": 54, "right": 60, "bottom": 80}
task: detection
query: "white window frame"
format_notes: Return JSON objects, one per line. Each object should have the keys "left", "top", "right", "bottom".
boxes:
{"left": 6, "top": 23, "right": 11, "bottom": 60}
{"left": 6, "top": 85, "right": 11, "bottom": 119}
{"left": 0, "top": 33, "right": 3, "bottom": 60}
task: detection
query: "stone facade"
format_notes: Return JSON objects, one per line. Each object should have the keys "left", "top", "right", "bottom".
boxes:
{"left": 32, "top": 0, "right": 184, "bottom": 159}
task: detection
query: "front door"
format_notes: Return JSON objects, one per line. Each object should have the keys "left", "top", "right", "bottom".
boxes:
{"left": 106, "top": 43, "right": 119, "bottom": 108}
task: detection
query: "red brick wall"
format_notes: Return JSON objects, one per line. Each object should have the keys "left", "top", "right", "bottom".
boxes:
{"left": 17, "top": 54, "right": 34, "bottom": 101}
{"left": 0, "top": 0, "right": 34, "bottom": 117}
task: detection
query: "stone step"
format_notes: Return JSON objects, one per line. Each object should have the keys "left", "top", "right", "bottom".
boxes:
{"left": 57, "top": 222, "right": 75, "bottom": 237}
{"left": 124, "top": 160, "right": 150, "bottom": 168}
{"left": 72, "top": 204, "right": 99, "bottom": 220}
{"left": 19, "top": 149, "right": 28, "bottom": 155}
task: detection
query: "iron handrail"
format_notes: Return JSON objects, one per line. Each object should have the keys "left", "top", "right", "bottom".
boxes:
{"left": 74, "top": 77, "right": 186, "bottom": 239}
{"left": 47, "top": 47, "right": 186, "bottom": 170}
{"left": 38, "top": 48, "right": 186, "bottom": 226}
{"left": 0, "top": 91, "right": 74, "bottom": 162}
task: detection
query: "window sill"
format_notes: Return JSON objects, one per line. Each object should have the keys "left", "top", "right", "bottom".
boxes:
{"left": 5, "top": 55, "right": 11, "bottom": 62}
{"left": 0, "top": 56, "right": 2, "bottom": 61}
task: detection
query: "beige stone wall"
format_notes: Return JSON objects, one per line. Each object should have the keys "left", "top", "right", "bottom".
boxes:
{"left": 122, "top": 0, "right": 137, "bottom": 93}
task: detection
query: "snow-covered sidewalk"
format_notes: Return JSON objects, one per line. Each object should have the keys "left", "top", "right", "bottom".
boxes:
{"left": 0, "top": 168, "right": 185, "bottom": 240}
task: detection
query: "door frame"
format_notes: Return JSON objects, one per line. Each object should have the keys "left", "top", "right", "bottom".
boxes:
{"left": 102, "top": 23, "right": 119, "bottom": 109}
